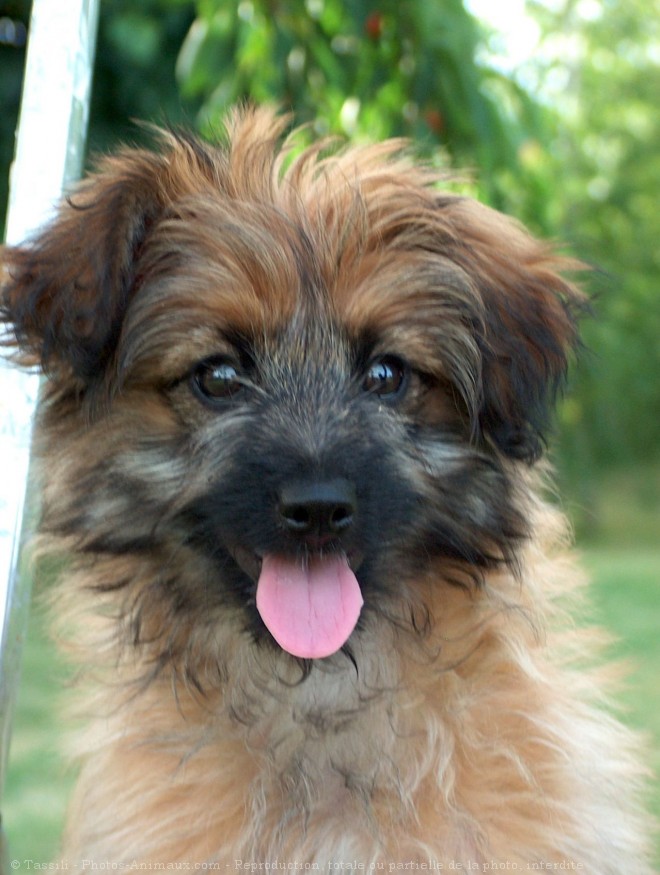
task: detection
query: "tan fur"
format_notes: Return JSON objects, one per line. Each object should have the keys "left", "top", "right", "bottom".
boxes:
{"left": 1, "top": 107, "right": 653, "bottom": 870}
{"left": 49, "top": 497, "right": 652, "bottom": 869}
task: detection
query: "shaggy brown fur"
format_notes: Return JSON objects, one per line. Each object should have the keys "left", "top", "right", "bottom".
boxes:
{"left": 1, "top": 107, "right": 653, "bottom": 870}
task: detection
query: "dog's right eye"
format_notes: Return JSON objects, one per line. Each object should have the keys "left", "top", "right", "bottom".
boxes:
{"left": 362, "top": 355, "right": 409, "bottom": 400}
{"left": 192, "top": 358, "right": 243, "bottom": 402}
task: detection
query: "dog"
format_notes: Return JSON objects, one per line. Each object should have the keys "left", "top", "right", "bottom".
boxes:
{"left": 1, "top": 106, "right": 653, "bottom": 870}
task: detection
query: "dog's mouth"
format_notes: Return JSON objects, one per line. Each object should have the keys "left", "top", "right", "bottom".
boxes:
{"left": 232, "top": 546, "right": 364, "bottom": 659}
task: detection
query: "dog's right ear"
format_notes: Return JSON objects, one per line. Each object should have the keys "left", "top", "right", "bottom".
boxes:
{"left": 0, "top": 147, "right": 176, "bottom": 383}
{"left": 0, "top": 124, "right": 235, "bottom": 388}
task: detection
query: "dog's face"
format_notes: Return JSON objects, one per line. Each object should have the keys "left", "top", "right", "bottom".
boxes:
{"left": 1, "top": 108, "right": 582, "bottom": 667}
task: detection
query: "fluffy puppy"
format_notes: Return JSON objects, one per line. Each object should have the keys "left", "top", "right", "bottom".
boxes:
{"left": 1, "top": 107, "right": 653, "bottom": 870}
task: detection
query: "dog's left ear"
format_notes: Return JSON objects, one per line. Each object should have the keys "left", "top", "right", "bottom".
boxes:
{"left": 0, "top": 132, "right": 226, "bottom": 386}
{"left": 0, "top": 146, "right": 179, "bottom": 384}
{"left": 443, "top": 198, "right": 586, "bottom": 463}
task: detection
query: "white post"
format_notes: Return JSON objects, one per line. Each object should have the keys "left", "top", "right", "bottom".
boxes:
{"left": 0, "top": 0, "right": 100, "bottom": 859}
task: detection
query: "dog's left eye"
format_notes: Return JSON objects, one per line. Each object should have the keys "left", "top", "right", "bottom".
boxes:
{"left": 362, "top": 356, "right": 409, "bottom": 400}
{"left": 192, "top": 358, "right": 243, "bottom": 402}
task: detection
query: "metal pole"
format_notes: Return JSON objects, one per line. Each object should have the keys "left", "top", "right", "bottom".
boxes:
{"left": 0, "top": 0, "right": 100, "bottom": 864}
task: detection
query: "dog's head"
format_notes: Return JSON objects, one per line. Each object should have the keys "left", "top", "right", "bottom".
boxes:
{"left": 1, "top": 107, "right": 583, "bottom": 663}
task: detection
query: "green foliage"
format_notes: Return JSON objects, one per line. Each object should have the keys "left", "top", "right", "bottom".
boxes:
{"left": 175, "top": 0, "right": 550, "bottom": 208}
{"left": 87, "top": 0, "right": 196, "bottom": 152}
{"left": 527, "top": 0, "right": 660, "bottom": 474}
{"left": 0, "top": 0, "right": 196, "bottom": 230}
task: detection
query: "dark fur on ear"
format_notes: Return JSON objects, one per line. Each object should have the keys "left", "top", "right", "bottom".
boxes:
{"left": 2, "top": 153, "right": 161, "bottom": 381}
{"left": 0, "top": 118, "right": 276, "bottom": 385}
{"left": 440, "top": 198, "right": 587, "bottom": 462}
{"left": 1, "top": 139, "right": 200, "bottom": 383}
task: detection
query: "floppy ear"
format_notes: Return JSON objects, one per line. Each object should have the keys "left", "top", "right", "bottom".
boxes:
{"left": 444, "top": 199, "right": 586, "bottom": 463}
{"left": 1, "top": 154, "right": 155, "bottom": 381}
{"left": 0, "top": 146, "right": 180, "bottom": 384}
{"left": 0, "top": 132, "right": 221, "bottom": 384}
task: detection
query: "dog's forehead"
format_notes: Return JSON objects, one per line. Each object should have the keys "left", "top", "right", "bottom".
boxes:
{"left": 118, "top": 160, "right": 482, "bottom": 388}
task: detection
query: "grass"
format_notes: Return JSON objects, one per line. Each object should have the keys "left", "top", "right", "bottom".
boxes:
{"left": 2, "top": 599, "right": 74, "bottom": 862}
{"left": 581, "top": 548, "right": 660, "bottom": 817}
{"left": 3, "top": 545, "right": 660, "bottom": 863}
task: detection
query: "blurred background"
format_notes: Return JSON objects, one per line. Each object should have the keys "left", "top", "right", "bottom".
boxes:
{"left": 1, "top": 0, "right": 658, "bottom": 861}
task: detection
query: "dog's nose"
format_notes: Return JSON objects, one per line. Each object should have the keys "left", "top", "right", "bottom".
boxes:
{"left": 278, "top": 479, "right": 357, "bottom": 544}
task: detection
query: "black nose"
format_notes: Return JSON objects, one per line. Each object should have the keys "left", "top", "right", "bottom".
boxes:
{"left": 278, "top": 478, "right": 357, "bottom": 544}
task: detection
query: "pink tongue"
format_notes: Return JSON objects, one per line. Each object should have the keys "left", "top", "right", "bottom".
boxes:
{"left": 256, "top": 555, "right": 363, "bottom": 659}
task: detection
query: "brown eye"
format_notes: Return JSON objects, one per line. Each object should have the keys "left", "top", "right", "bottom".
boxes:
{"left": 362, "top": 356, "right": 408, "bottom": 399}
{"left": 192, "top": 358, "right": 243, "bottom": 402}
